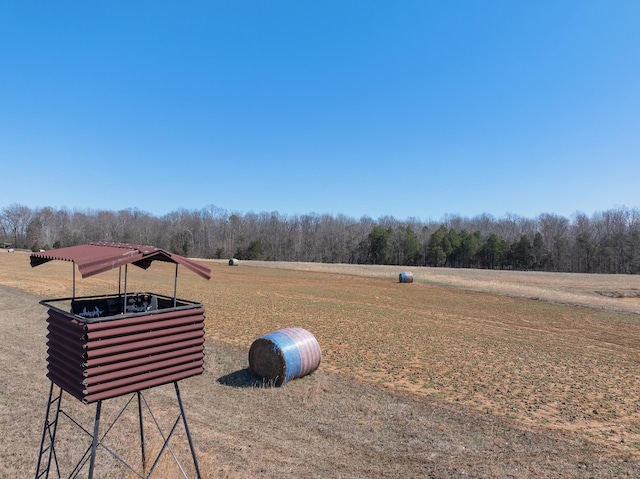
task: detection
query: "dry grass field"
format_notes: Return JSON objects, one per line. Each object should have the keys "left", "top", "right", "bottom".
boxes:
{"left": 2, "top": 249, "right": 640, "bottom": 477}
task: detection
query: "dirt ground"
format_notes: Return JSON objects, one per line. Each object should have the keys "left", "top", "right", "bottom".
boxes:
{"left": 2, "top": 251, "right": 640, "bottom": 477}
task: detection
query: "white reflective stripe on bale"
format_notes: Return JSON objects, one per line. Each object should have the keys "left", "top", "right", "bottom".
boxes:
{"left": 248, "top": 327, "right": 322, "bottom": 386}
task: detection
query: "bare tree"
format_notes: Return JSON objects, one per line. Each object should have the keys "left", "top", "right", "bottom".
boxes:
{"left": 3, "top": 202, "right": 640, "bottom": 273}
{"left": 571, "top": 212, "right": 594, "bottom": 273}
{"left": 1, "top": 204, "right": 33, "bottom": 248}
{"left": 538, "top": 213, "right": 570, "bottom": 271}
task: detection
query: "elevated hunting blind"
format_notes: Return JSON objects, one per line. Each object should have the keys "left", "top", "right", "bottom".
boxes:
{"left": 31, "top": 242, "right": 211, "bottom": 479}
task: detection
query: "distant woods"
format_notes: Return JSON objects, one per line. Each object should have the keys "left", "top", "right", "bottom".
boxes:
{"left": 2, "top": 204, "right": 640, "bottom": 274}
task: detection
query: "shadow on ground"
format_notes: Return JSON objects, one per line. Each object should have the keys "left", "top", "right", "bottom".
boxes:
{"left": 217, "top": 368, "right": 273, "bottom": 388}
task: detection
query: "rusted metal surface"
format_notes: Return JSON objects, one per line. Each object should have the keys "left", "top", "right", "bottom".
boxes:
{"left": 33, "top": 243, "right": 208, "bottom": 479}
{"left": 30, "top": 241, "right": 211, "bottom": 280}
{"left": 45, "top": 299, "right": 206, "bottom": 403}
{"left": 31, "top": 243, "right": 210, "bottom": 404}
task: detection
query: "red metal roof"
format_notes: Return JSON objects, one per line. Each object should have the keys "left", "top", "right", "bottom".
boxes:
{"left": 30, "top": 242, "right": 211, "bottom": 280}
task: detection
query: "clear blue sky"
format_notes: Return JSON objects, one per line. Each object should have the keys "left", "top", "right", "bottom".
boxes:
{"left": 1, "top": 1, "right": 639, "bottom": 222}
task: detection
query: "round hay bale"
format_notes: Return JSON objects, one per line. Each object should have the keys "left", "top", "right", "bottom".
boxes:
{"left": 248, "top": 327, "right": 322, "bottom": 386}
{"left": 399, "top": 271, "right": 414, "bottom": 283}
{"left": 228, "top": 258, "right": 239, "bottom": 266}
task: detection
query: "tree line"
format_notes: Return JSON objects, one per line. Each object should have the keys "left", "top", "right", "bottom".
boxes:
{"left": 2, "top": 203, "right": 639, "bottom": 274}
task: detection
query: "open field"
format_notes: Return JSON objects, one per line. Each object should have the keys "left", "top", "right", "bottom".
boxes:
{"left": 1, "top": 250, "right": 640, "bottom": 477}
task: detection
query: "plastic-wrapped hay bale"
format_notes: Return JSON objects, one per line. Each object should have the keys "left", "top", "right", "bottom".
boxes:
{"left": 249, "top": 328, "right": 322, "bottom": 386}
{"left": 399, "top": 271, "right": 414, "bottom": 283}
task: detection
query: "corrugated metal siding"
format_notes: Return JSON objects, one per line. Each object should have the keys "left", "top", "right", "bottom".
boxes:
{"left": 46, "top": 305, "right": 205, "bottom": 403}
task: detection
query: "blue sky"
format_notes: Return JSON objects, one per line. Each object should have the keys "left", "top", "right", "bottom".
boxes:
{"left": 1, "top": 1, "right": 639, "bottom": 222}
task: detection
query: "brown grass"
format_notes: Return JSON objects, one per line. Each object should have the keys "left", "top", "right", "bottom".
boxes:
{"left": 2, "top": 250, "right": 640, "bottom": 477}
{"left": 207, "top": 260, "right": 640, "bottom": 449}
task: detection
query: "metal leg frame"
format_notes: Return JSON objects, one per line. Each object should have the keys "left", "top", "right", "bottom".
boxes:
{"left": 35, "top": 383, "right": 63, "bottom": 479}
{"left": 35, "top": 381, "right": 202, "bottom": 479}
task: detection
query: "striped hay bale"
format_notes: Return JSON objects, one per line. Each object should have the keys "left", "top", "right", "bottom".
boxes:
{"left": 399, "top": 271, "right": 414, "bottom": 283}
{"left": 248, "top": 327, "right": 322, "bottom": 386}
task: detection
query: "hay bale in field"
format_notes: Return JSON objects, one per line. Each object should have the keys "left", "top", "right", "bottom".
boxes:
{"left": 228, "top": 258, "right": 239, "bottom": 266}
{"left": 399, "top": 271, "right": 414, "bottom": 283}
{"left": 248, "top": 327, "right": 322, "bottom": 386}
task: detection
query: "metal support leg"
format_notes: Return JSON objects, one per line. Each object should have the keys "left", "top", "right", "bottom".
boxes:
{"left": 35, "top": 382, "right": 200, "bottom": 478}
{"left": 35, "top": 382, "right": 63, "bottom": 479}
{"left": 138, "top": 391, "right": 146, "bottom": 473}
{"left": 87, "top": 400, "right": 102, "bottom": 479}
{"left": 175, "top": 382, "right": 202, "bottom": 479}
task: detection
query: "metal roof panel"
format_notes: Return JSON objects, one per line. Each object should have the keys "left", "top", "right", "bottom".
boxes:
{"left": 30, "top": 242, "right": 211, "bottom": 280}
